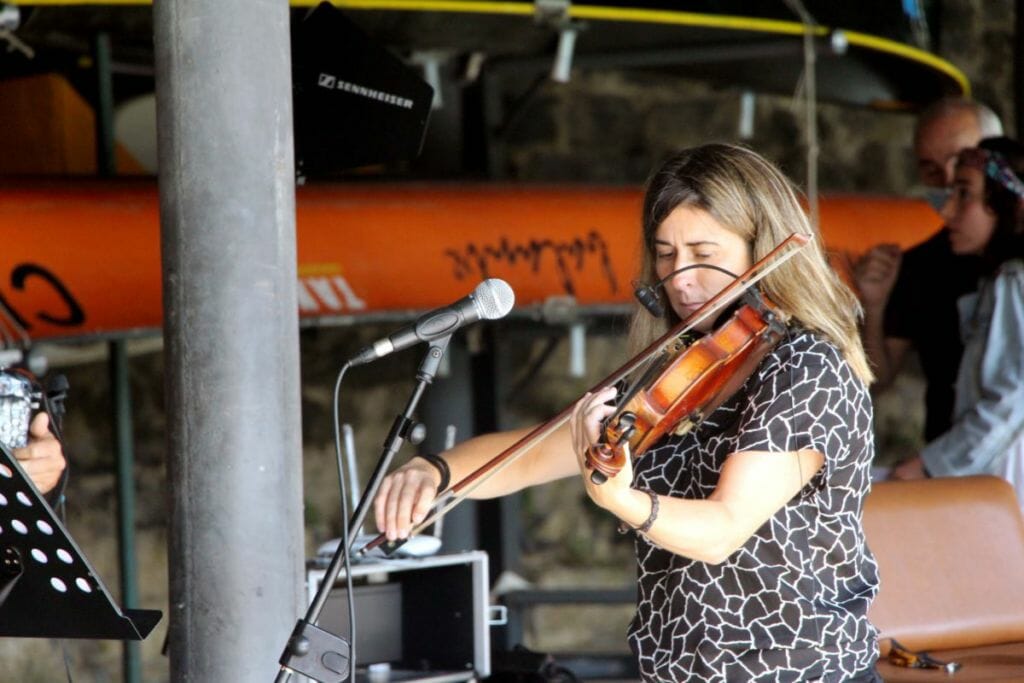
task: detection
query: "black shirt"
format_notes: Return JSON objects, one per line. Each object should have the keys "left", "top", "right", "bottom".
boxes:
{"left": 629, "top": 330, "right": 879, "bottom": 682}
{"left": 883, "top": 228, "right": 983, "bottom": 440}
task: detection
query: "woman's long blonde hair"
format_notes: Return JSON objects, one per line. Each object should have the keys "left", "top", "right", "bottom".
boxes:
{"left": 628, "top": 143, "right": 873, "bottom": 385}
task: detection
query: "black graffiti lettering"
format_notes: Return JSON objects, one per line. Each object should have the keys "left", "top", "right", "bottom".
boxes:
{"left": 0, "top": 289, "right": 30, "bottom": 330}
{"left": 10, "top": 264, "right": 86, "bottom": 327}
{"left": 444, "top": 231, "right": 618, "bottom": 297}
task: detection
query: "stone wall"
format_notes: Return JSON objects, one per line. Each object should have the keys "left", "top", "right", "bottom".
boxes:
{"left": 3, "top": 1, "right": 1016, "bottom": 679}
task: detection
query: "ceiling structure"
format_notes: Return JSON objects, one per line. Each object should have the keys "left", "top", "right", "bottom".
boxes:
{"left": 2, "top": 1, "right": 968, "bottom": 112}
{"left": 0, "top": 1, "right": 973, "bottom": 338}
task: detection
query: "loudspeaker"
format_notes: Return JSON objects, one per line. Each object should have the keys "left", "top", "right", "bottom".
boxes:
{"left": 292, "top": 2, "right": 433, "bottom": 175}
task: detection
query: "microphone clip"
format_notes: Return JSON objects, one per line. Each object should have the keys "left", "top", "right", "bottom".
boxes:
{"left": 632, "top": 280, "right": 665, "bottom": 318}
{"left": 632, "top": 264, "right": 742, "bottom": 319}
{"left": 415, "top": 334, "right": 452, "bottom": 384}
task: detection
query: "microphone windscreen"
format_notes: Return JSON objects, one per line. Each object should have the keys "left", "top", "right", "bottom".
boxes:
{"left": 634, "top": 284, "right": 664, "bottom": 318}
{"left": 474, "top": 279, "right": 515, "bottom": 320}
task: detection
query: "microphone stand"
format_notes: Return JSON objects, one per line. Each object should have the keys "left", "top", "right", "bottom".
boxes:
{"left": 275, "top": 336, "right": 452, "bottom": 683}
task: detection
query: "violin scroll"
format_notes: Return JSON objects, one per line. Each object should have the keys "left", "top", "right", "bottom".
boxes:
{"left": 585, "top": 411, "right": 637, "bottom": 483}
{"left": 586, "top": 444, "right": 620, "bottom": 484}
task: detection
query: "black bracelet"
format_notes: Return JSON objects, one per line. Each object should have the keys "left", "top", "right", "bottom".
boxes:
{"left": 617, "top": 488, "right": 659, "bottom": 535}
{"left": 418, "top": 453, "right": 451, "bottom": 494}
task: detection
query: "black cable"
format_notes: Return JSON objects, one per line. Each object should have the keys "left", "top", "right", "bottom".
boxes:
{"left": 505, "top": 335, "right": 560, "bottom": 400}
{"left": 60, "top": 645, "right": 74, "bottom": 683}
{"left": 330, "top": 360, "right": 358, "bottom": 679}
{"left": 493, "top": 72, "right": 550, "bottom": 141}
{"left": 41, "top": 373, "right": 69, "bottom": 516}
{"left": 634, "top": 264, "right": 740, "bottom": 318}
{"left": 47, "top": 374, "right": 74, "bottom": 683}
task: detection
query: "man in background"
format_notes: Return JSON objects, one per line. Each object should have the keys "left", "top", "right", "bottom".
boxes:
{"left": 855, "top": 98, "right": 1003, "bottom": 473}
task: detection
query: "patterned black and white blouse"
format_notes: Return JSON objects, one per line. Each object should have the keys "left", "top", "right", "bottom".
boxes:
{"left": 628, "top": 329, "right": 880, "bottom": 682}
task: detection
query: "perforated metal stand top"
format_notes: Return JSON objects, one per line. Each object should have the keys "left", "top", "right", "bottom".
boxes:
{"left": 0, "top": 444, "right": 161, "bottom": 639}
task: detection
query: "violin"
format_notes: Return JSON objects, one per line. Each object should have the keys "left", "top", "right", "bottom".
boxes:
{"left": 585, "top": 287, "right": 786, "bottom": 483}
{"left": 358, "top": 233, "right": 809, "bottom": 555}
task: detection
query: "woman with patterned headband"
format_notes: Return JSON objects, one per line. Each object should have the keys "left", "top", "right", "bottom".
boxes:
{"left": 891, "top": 137, "right": 1024, "bottom": 509}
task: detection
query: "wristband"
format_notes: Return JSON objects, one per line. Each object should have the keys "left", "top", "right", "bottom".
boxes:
{"left": 418, "top": 453, "right": 450, "bottom": 494}
{"left": 617, "top": 488, "right": 659, "bottom": 535}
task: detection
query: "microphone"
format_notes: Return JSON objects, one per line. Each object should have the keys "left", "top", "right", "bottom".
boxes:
{"left": 632, "top": 264, "right": 740, "bottom": 318}
{"left": 632, "top": 279, "right": 665, "bottom": 318}
{"left": 349, "top": 279, "right": 515, "bottom": 366}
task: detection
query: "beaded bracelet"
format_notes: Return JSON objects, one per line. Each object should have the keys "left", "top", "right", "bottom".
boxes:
{"left": 418, "top": 453, "right": 451, "bottom": 494}
{"left": 617, "top": 488, "right": 660, "bottom": 535}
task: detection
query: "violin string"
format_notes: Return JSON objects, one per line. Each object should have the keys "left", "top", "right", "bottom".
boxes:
{"left": 363, "top": 233, "right": 812, "bottom": 549}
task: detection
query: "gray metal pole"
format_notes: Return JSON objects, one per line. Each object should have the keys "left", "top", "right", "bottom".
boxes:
{"left": 110, "top": 340, "right": 142, "bottom": 683}
{"left": 153, "top": 1, "right": 304, "bottom": 681}
{"left": 93, "top": 31, "right": 143, "bottom": 683}
{"left": 92, "top": 32, "right": 115, "bottom": 178}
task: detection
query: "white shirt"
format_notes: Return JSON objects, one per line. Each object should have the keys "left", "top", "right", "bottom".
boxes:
{"left": 921, "top": 259, "right": 1024, "bottom": 510}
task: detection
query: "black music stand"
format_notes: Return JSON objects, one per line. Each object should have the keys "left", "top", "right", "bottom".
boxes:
{"left": 0, "top": 443, "right": 161, "bottom": 639}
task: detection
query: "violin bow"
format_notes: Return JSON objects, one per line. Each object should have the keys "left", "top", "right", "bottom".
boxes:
{"left": 358, "top": 232, "right": 810, "bottom": 555}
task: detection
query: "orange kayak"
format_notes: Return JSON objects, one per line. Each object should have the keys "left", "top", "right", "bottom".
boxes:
{"left": 0, "top": 182, "right": 941, "bottom": 342}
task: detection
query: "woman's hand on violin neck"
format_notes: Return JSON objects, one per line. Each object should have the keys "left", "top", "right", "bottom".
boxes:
{"left": 571, "top": 386, "right": 618, "bottom": 445}
{"left": 570, "top": 387, "right": 634, "bottom": 509}
{"left": 373, "top": 458, "right": 440, "bottom": 541}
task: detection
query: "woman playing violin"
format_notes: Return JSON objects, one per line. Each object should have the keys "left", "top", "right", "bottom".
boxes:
{"left": 374, "top": 143, "right": 880, "bottom": 682}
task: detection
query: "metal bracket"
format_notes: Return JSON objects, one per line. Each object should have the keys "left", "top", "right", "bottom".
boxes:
{"left": 408, "top": 50, "right": 447, "bottom": 110}
{"left": 0, "top": 5, "right": 34, "bottom": 59}
{"left": 488, "top": 604, "right": 509, "bottom": 626}
{"left": 534, "top": 0, "right": 570, "bottom": 26}
{"left": 0, "top": 3, "right": 19, "bottom": 31}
